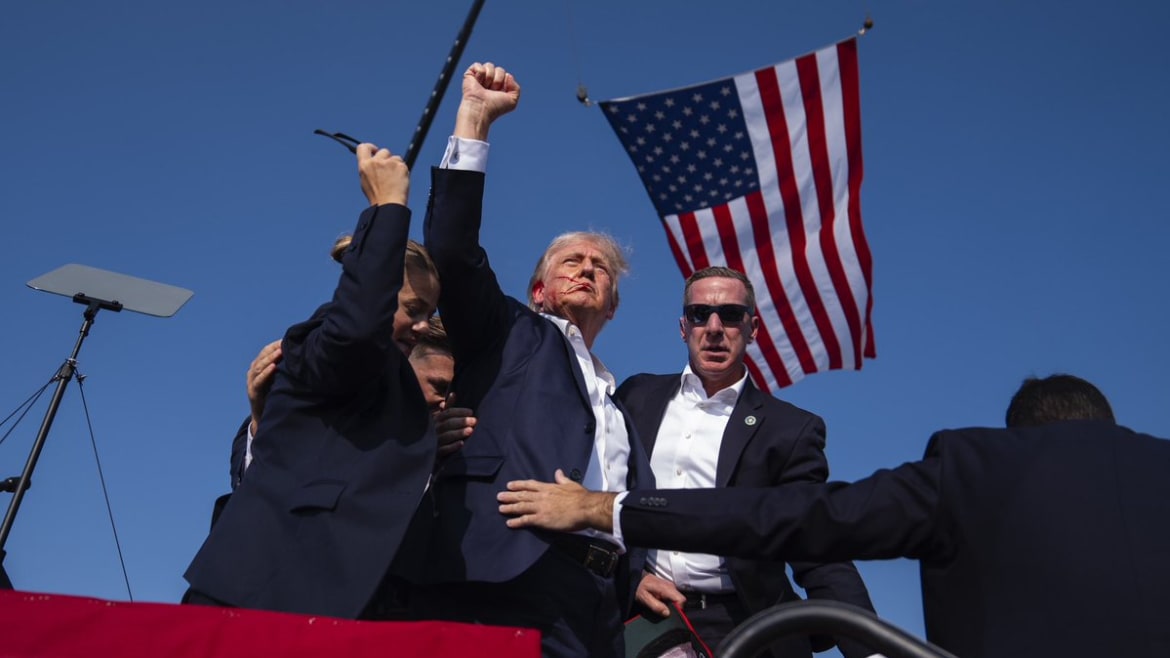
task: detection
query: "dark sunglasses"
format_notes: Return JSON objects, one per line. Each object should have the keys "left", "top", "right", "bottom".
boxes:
{"left": 313, "top": 129, "right": 365, "bottom": 154}
{"left": 683, "top": 304, "right": 752, "bottom": 325}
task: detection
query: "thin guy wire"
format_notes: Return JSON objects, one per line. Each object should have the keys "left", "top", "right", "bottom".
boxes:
{"left": 0, "top": 378, "right": 54, "bottom": 447}
{"left": 75, "top": 376, "right": 134, "bottom": 601}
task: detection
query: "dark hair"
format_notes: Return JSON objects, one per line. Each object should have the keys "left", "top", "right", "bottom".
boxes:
{"left": 1005, "top": 374, "right": 1115, "bottom": 428}
{"left": 683, "top": 266, "right": 756, "bottom": 309}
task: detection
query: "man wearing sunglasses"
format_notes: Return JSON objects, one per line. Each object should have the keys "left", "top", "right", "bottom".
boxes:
{"left": 612, "top": 266, "right": 875, "bottom": 658}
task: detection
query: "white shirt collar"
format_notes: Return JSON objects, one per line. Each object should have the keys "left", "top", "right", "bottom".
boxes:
{"left": 541, "top": 313, "right": 616, "bottom": 393}
{"left": 679, "top": 364, "right": 746, "bottom": 410}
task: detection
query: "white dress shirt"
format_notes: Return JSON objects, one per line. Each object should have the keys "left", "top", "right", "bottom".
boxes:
{"left": 646, "top": 366, "right": 746, "bottom": 594}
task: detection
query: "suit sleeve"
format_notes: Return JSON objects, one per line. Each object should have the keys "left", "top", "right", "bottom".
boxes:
{"left": 779, "top": 417, "right": 877, "bottom": 657}
{"left": 621, "top": 456, "right": 947, "bottom": 564}
{"left": 422, "top": 167, "right": 512, "bottom": 368}
{"left": 280, "top": 203, "right": 412, "bottom": 396}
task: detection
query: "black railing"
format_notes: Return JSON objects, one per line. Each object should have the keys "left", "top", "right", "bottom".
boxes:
{"left": 719, "top": 600, "right": 957, "bottom": 658}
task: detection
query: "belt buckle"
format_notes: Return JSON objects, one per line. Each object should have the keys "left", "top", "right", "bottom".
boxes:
{"left": 583, "top": 544, "right": 618, "bottom": 578}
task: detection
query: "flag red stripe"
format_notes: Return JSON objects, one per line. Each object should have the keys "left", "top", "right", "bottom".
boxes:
{"left": 678, "top": 211, "right": 711, "bottom": 271}
{"left": 754, "top": 67, "right": 842, "bottom": 371}
{"left": 660, "top": 218, "right": 694, "bottom": 278}
{"left": 796, "top": 51, "right": 863, "bottom": 368}
{"left": 744, "top": 190, "right": 817, "bottom": 375}
{"left": 837, "top": 38, "right": 876, "bottom": 358}
{"left": 712, "top": 204, "right": 793, "bottom": 388}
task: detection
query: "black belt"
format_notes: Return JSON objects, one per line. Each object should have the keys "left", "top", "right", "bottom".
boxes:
{"left": 547, "top": 534, "right": 621, "bottom": 578}
{"left": 680, "top": 590, "right": 738, "bottom": 610}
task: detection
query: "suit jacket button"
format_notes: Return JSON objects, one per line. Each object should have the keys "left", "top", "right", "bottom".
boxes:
{"left": 569, "top": 469, "right": 583, "bottom": 482}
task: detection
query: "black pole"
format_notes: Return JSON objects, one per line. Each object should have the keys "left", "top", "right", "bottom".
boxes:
{"left": 401, "top": 0, "right": 486, "bottom": 170}
{"left": 0, "top": 301, "right": 104, "bottom": 561}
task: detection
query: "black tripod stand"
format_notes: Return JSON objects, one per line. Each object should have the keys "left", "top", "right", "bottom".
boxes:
{"left": 0, "top": 264, "right": 192, "bottom": 589}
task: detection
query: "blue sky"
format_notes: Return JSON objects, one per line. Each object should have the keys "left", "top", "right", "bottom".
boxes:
{"left": 2, "top": 0, "right": 1168, "bottom": 648}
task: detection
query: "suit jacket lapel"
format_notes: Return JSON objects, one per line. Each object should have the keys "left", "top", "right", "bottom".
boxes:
{"left": 717, "top": 379, "right": 766, "bottom": 486}
{"left": 636, "top": 376, "right": 680, "bottom": 456}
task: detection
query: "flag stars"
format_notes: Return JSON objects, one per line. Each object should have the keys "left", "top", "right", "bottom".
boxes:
{"left": 663, "top": 133, "right": 673, "bottom": 143}
{"left": 654, "top": 146, "right": 664, "bottom": 155}
{"left": 740, "top": 151, "right": 751, "bottom": 160}
{"left": 687, "top": 164, "right": 697, "bottom": 173}
{"left": 699, "top": 115, "right": 710, "bottom": 125}
{"left": 720, "top": 86, "right": 732, "bottom": 96}
{"left": 673, "top": 120, "right": 683, "bottom": 130}
{"left": 716, "top": 124, "right": 728, "bottom": 134}
{"left": 637, "top": 102, "right": 647, "bottom": 111}
{"left": 677, "top": 175, "right": 687, "bottom": 184}
{"left": 697, "top": 150, "right": 707, "bottom": 160}
{"left": 627, "top": 114, "right": 637, "bottom": 123}
{"left": 645, "top": 123, "right": 656, "bottom": 133}
{"left": 713, "top": 158, "right": 723, "bottom": 167}
{"left": 607, "top": 105, "right": 620, "bottom": 114}
{"left": 636, "top": 136, "right": 646, "bottom": 146}
{"left": 692, "top": 93, "right": 703, "bottom": 103}
{"left": 664, "top": 98, "right": 675, "bottom": 107}
{"left": 728, "top": 109, "right": 739, "bottom": 120}
{"left": 709, "top": 100, "right": 721, "bottom": 111}
{"left": 680, "top": 142, "right": 690, "bottom": 151}
{"left": 706, "top": 138, "right": 717, "bottom": 147}
{"left": 670, "top": 155, "right": 680, "bottom": 164}
{"left": 682, "top": 106, "right": 693, "bottom": 116}
{"left": 690, "top": 130, "right": 700, "bottom": 139}
{"left": 734, "top": 131, "right": 745, "bottom": 140}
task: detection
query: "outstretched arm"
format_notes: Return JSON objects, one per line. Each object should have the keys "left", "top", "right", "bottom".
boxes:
{"left": 498, "top": 469, "right": 618, "bottom": 532}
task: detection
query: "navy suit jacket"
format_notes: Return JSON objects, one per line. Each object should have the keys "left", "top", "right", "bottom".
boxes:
{"left": 616, "top": 373, "right": 874, "bottom": 658}
{"left": 185, "top": 204, "right": 436, "bottom": 618}
{"left": 621, "top": 421, "right": 1170, "bottom": 658}
{"left": 411, "top": 168, "right": 653, "bottom": 606}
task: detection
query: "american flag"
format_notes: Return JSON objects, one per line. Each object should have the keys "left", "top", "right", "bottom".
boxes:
{"left": 600, "top": 38, "right": 875, "bottom": 392}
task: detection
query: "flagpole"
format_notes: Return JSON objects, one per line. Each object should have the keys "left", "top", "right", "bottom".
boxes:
{"left": 402, "top": 0, "right": 487, "bottom": 169}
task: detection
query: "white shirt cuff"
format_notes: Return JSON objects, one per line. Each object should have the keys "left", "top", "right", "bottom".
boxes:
{"left": 244, "top": 422, "right": 255, "bottom": 471}
{"left": 611, "top": 491, "right": 629, "bottom": 546}
{"left": 440, "top": 136, "right": 489, "bottom": 172}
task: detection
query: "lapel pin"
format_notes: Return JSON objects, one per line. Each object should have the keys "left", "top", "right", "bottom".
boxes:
{"left": 745, "top": 415, "right": 757, "bottom": 426}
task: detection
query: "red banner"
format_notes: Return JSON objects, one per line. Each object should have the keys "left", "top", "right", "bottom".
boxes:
{"left": 0, "top": 590, "right": 541, "bottom": 658}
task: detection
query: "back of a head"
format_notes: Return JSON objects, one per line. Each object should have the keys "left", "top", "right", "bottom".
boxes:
{"left": 412, "top": 316, "right": 451, "bottom": 359}
{"left": 1004, "top": 373, "right": 1116, "bottom": 428}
